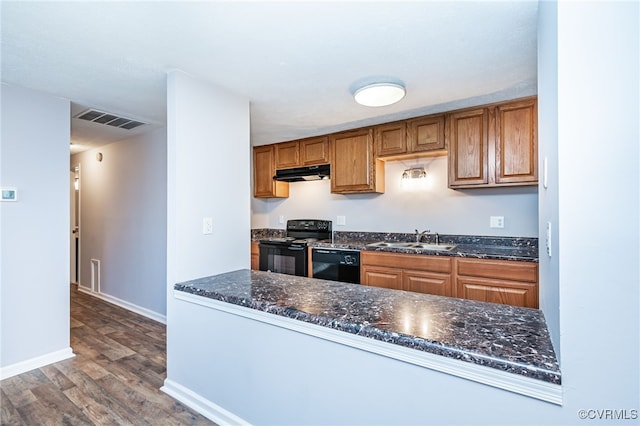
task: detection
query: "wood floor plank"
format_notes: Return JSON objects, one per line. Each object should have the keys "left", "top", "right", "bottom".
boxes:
{"left": 39, "top": 364, "right": 76, "bottom": 391}
{"left": 29, "top": 382, "right": 94, "bottom": 425}
{"left": 0, "top": 285, "right": 216, "bottom": 426}
{"left": 0, "top": 388, "right": 24, "bottom": 425}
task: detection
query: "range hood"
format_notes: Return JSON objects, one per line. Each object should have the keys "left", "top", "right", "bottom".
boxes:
{"left": 273, "top": 164, "right": 331, "bottom": 182}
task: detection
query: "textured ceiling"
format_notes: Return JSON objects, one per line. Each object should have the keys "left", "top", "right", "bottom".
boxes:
{"left": 1, "top": 1, "right": 538, "bottom": 152}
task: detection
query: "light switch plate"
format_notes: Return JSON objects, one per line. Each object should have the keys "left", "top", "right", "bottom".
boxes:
{"left": 337, "top": 215, "right": 346, "bottom": 226}
{"left": 203, "top": 217, "right": 213, "bottom": 235}
{"left": 546, "top": 221, "right": 552, "bottom": 257}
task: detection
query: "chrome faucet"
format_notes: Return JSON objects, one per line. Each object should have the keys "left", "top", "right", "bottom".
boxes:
{"left": 415, "top": 229, "right": 430, "bottom": 243}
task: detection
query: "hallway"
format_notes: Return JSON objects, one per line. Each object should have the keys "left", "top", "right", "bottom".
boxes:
{"left": 0, "top": 286, "right": 214, "bottom": 425}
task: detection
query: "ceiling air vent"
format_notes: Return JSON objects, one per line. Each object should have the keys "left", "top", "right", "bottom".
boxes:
{"left": 75, "top": 109, "right": 145, "bottom": 130}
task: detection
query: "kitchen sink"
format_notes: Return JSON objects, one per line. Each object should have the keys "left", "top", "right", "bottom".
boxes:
{"left": 410, "top": 243, "right": 456, "bottom": 251}
{"left": 366, "top": 241, "right": 456, "bottom": 251}
{"left": 367, "top": 242, "right": 416, "bottom": 248}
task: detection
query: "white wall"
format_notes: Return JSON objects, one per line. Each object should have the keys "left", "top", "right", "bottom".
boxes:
{"left": 537, "top": 0, "right": 561, "bottom": 355}
{"left": 252, "top": 156, "right": 539, "bottom": 237}
{"left": 165, "top": 70, "right": 250, "bottom": 382}
{"left": 0, "top": 84, "right": 73, "bottom": 377}
{"left": 70, "top": 128, "right": 167, "bottom": 318}
{"left": 555, "top": 0, "right": 639, "bottom": 420}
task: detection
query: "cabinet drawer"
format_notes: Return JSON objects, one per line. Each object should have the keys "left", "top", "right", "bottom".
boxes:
{"left": 362, "top": 251, "right": 451, "bottom": 274}
{"left": 455, "top": 258, "right": 537, "bottom": 282}
{"left": 457, "top": 276, "right": 538, "bottom": 308}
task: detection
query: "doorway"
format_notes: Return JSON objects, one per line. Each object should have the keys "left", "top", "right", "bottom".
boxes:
{"left": 70, "top": 166, "right": 80, "bottom": 285}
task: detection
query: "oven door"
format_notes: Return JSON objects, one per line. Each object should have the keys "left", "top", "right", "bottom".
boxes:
{"left": 259, "top": 243, "right": 308, "bottom": 277}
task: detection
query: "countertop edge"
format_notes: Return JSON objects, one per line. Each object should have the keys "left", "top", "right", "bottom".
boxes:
{"left": 174, "top": 289, "right": 562, "bottom": 405}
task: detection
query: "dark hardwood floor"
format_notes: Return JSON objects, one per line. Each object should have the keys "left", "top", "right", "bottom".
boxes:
{"left": 1, "top": 285, "right": 215, "bottom": 425}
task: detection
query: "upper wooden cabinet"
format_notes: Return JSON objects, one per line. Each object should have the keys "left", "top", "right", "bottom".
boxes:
{"left": 448, "top": 97, "right": 537, "bottom": 188}
{"left": 275, "top": 141, "right": 299, "bottom": 169}
{"left": 375, "top": 122, "right": 407, "bottom": 157}
{"left": 375, "top": 114, "right": 446, "bottom": 159}
{"left": 495, "top": 98, "right": 538, "bottom": 185}
{"left": 253, "top": 145, "right": 289, "bottom": 198}
{"left": 275, "top": 136, "right": 329, "bottom": 169}
{"left": 447, "top": 107, "right": 490, "bottom": 186}
{"left": 330, "top": 128, "right": 385, "bottom": 194}
{"left": 407, "top": 114, "right": 446, "bottom": 153}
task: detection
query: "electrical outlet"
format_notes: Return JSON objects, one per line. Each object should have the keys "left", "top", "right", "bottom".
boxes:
{"left": 490, "top": 216, "right": 504, "bottom": 228}
{"left": 337, "top": 215, "right": 346, "bottom": 226}
{"left": 279, "top": 215, "right": 284, "bottom": 225}
{"left": 203, "top": 217, "right": 213, "bottom": 235}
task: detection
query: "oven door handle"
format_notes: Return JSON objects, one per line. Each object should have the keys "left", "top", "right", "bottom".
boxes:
{"left": 287, "top": 246, "right": 306, "bottom": 251}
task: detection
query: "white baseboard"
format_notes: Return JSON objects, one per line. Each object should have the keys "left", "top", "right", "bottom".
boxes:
{"left": 161, "top": 379, "right": 250, "bottom": 426}
{"left": 78, "top": 286, "right": 166, "bottom": 324}
{"left": 0, "top": 347, "right": 75, "bottom": 380}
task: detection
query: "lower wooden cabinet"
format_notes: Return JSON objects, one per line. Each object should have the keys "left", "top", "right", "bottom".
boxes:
{"left": 361, "top": 251, "right": 539, "bottom": 308}
{"left": 361, "top": 251, "right": 453, "bottom": 297}
{"left": 250, "top": 242, "right": 260, "bottom": 270}
{"left": 454, "top": 258, "right": 539, "bottom": 308}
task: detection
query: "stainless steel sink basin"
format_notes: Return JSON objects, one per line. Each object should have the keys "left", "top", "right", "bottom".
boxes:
{"left": 368, "top": 242, "right": 416, "bottom": 248}
{"left": 366, "top": 241, "right": 456, "bottom": 251}
{"left": 410, "top": 243, "right": 456, "bottom": 251}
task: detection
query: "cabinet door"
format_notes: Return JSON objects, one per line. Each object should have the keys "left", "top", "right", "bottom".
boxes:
{"left": 275, "top": 141, "right": 300, "bottom": 169}
{"left": 456, "top": 276, "right": 538, "bottom": 308}
{"left": 361, "top": 266, "right": 403, "bottom": 290}
{"left": 403, "top": 271, "right": 452, "bottom": 297}
{"left": 300, "top": 136, "right": 329, "bottom": 165}
{"left": 407, "top": 114, "right": 445, "bottom": 152}
{"left": 495, "top": 98, "right": 538, "bottom": 184}
{"left": 447, "top": 108, "right": 489, "bottom": 187}
{"left": 253, "top": 146, "right": 289, "bottom": 198}
{"left": 250, "top": 242, "right": 260, "bottom": 270}
{"left": 330, "top": 128, "right": 384, "bottom": 194}
{"left": 375, "top": 122, "right": 407, "bottom": 157}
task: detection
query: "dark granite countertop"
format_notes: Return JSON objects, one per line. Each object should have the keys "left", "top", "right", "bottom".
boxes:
{"left": 175, "top": 269, "right": 559, "bottom": 384}
{"left": 252, "top": 229, "right": 539, "bottom": 262}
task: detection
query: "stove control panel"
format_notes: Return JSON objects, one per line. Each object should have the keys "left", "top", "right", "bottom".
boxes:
{"left": 287, "top": 219, "right": 332, "bottom": 232}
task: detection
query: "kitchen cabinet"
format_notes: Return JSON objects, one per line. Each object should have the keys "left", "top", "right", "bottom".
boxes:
{"left": 330, "top": 128, "right": 385, "bottom": 194}
{"left": 494, "top": 98, "right": 538, "bottom": 184}
{"left": 375, "top": 114, "right": 446, "bottom": 159}
{"left": 407, "top": 114, "right": 446, "bottom": 153}
{"left": 361, "top": 251, "right": 453, "bottom": 297}
{"left": 447, "top": 107, "right": 490, "bottom": 187}
{"left": 251, "top": 242, "right": 260, "bottom": 270}
{"left": 374, "top": 121, "right": 407, "bottom": 157}
{"left": 362, "top": 251, "right": 538, "bottom": 307}
{"left": 275, "top": 136, "right": 330, "bottom": 169}
{"left": 253, "top": 145, "right": 289, "bottom": 198}
{"left": 447, "top": 97, "right": 537, "bottom": 188}
{"left": 454, "top": 258, "right": 539, "bottom": 308}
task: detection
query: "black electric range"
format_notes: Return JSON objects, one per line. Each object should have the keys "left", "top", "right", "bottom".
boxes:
{"left": 259, "top": 219, "right": 332, "bottom": 277}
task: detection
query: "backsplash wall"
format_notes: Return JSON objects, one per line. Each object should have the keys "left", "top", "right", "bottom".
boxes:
{"left": 251, "top": 156, "right": 538, "bottom": 237}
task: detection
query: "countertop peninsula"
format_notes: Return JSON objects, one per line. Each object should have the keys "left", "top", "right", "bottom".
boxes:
{"left": 174, "top": 269, "right": 559, "bottom": 384}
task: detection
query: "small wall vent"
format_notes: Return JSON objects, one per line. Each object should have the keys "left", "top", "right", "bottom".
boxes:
{"left": 75, "top": 109, "right": 145, "bottom": 130}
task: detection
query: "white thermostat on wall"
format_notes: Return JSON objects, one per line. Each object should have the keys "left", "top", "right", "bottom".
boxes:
{"left": 1, "top": 187, "right": 18, "bottom": 201}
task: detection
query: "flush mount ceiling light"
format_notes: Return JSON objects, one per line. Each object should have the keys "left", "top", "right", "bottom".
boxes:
{"left": 353, "top": 82, "right": 406, "bottom": 107}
